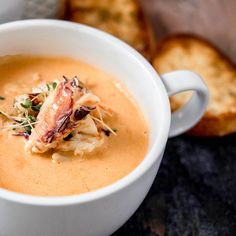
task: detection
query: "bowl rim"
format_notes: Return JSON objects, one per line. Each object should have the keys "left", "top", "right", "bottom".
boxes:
{"left": 0, "top": 19, "right": 171, "bottom": 206}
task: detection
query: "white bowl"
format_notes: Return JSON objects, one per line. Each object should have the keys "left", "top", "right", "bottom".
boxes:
{"left": 0, "top": 20, "right": 208, "bottom": 236}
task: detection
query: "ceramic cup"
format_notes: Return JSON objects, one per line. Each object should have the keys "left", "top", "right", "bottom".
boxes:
{"left": 0, "top": 20, "right": 208, "bottom": 236}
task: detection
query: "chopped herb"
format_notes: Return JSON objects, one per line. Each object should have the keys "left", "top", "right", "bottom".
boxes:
{"left": 112, "top": 128, "right": 117, "bottom": 132}
{"left": 52, "top": 82, "right": 57, "bottom": 90}
{"left": 28, "top": 115, "right": 36, "bottom": 122}
{"left": 46, "top": 83, "right": 50, "bottom": 91}
{"left": 0, "top": 96, "right": 5, "bottom": 100}
{"left": 32, "top": 104, "right": 42, "bottom": 112}
{"left": 19, "top": 120, "right": 33, "bottom": 134}
{"left": 63, "top": 133, "right": 73, "bottom": 141}
{"left": 102, "top": 129, "right": 111, "bottom": 136}
{"left": 24, "top": 125, "right": 32, "bottom": 134}
{"left": 20, "top": 98, "right": 32, "bottom": 109}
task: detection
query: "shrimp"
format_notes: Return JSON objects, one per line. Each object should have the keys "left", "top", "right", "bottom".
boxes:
{"left": 25, "top": 76, "right": 100, "bottom": 153}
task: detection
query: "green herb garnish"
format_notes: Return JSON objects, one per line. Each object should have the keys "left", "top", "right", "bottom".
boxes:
{"left": 20, "top": 98, "right": 32, "bottom": 109}
{"left": 0, "top": 96, "right": 5, "bottom": 100}
{"left": 28, "top": 115, "right": 36, "bottom": 122}
{"left": 52, "top": 82, "right": 57, "bottom": 90}
{"left": 19, "top": 120, "right": 32, "bottom": 134}
{"left": 24, "top": 125, "right": 32, "bottom": 134}
{"left": 46, "top": 83, "right": 50, "bottom": 91}
{"left": 32, "top": 104, "right": 42, "bottom": 112}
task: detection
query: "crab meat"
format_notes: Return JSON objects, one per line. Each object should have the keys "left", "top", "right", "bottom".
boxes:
{"left": 57, "top": 133, "right": 104, "bottom": 156}
{"left": 25, "top": 77, "right": 100, "bottom": 153}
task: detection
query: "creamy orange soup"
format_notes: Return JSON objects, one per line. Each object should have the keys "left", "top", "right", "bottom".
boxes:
{"left": 0, "top": 55, "right": 148, "bottom": 196}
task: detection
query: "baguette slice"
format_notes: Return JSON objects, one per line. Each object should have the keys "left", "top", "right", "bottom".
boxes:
{"left": 152, "top": 34, "right": 236, "bottom": 136}
{"left": 66, "top": 0, "right": 154, "bottom": 60}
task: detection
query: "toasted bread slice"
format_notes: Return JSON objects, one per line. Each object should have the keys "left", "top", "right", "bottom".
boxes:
{"left": 66, "top": 0, "right": 154, "bottom": 59}
{"left": 152, "top": 34, "right": 236, "bottom": 136}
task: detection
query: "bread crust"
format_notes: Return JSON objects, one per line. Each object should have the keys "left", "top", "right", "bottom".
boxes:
{"left": 153, "top": 34, "right": 236, "bottom": 136}
{"left": 66, "top": 0, "right": 155, "bottom": 60}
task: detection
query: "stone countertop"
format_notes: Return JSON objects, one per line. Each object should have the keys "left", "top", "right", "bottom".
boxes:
{"left": 113, "top": 135, "right": 236, "bottom": 236}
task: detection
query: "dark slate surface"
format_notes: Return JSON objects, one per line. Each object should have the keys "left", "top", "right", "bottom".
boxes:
{"left": 113, "top": 135, "right": 236, "bottom": 236}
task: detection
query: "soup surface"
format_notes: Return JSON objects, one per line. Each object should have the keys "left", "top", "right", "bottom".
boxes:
{"left": 0, "top": 55, "right": 148, "bottom": 196}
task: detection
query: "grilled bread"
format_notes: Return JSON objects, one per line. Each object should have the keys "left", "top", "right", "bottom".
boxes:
{"left": 153, "top": 34, "right": 236, "bottom": 136}
{"left": 67, "top": 0, "right": 154, "bottom": 59}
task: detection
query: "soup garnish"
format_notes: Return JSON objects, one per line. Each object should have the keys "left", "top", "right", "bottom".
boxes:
{"left": 0, "top": 76, "right": 116, "bottom": 161}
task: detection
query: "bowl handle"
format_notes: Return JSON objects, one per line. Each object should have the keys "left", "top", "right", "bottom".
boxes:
{"left": 161, "top": 70, "right": 209, "bottom": 137}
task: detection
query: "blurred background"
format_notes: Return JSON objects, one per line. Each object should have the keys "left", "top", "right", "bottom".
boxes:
{"left": 1, "top": 0, "right": 236, "bottom": 235}
{"left": 2, "top": 0, "right": 236, "bottom": 61}
{"left": 142, "top": 0, "right": 236, "bottom": 62}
